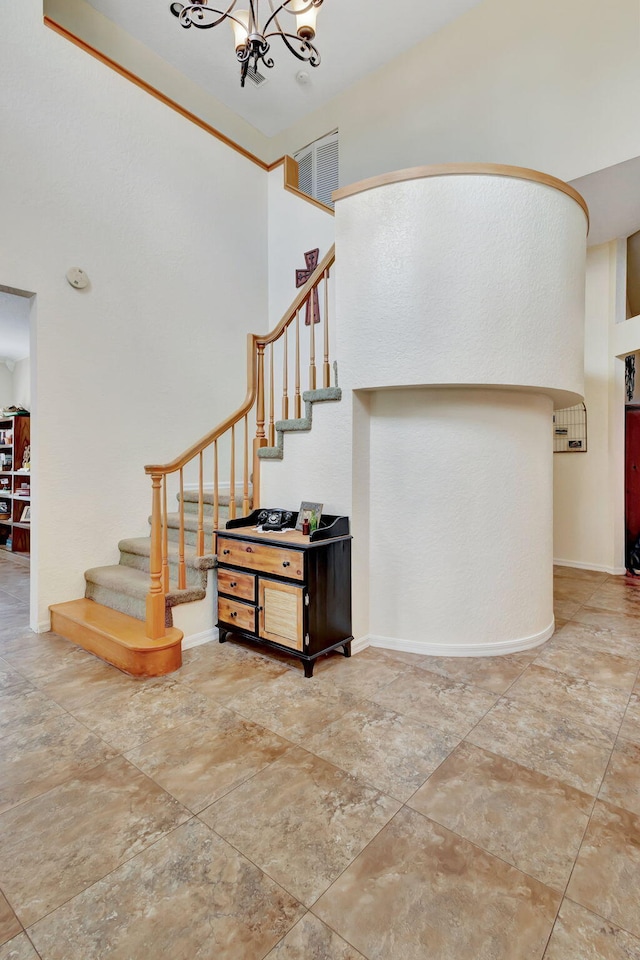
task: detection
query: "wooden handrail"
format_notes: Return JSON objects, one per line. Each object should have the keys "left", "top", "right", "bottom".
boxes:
{"left": 143, "top": 243, "right": 335, "bottom": 639}
{"left": 144, "top": 243, "right": 335, "bottom": 476}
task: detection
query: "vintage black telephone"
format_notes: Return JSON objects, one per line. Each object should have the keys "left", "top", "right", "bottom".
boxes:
{"left": 256, "top": 508, "right": 295, "bottom": 531}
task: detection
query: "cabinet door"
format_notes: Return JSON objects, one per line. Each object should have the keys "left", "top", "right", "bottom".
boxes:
{"left": 258, "top": 579, "right": 304, "bottom": 651}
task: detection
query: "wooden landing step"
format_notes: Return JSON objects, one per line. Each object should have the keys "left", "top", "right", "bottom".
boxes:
{"left": 49, "top": 599, "right": 183, "bottom": 678}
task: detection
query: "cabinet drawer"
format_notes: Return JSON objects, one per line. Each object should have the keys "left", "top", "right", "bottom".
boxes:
{"left": 217, "top": 568, "right": 256, "bottom": 602}
{"left": 218, "top": 537, "right": 304, "bottom": 581}
{"left": 218, "top": 597, "right": 256, "bottom": 633}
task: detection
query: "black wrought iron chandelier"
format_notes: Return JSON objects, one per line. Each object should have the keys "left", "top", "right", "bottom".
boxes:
{"left": 169, "top": 0, "right": 324, "bottom": 88}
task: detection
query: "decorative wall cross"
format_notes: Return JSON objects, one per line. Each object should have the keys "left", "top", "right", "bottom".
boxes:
{"left": 296, "top": 248, "right": 321, "bottom": 326}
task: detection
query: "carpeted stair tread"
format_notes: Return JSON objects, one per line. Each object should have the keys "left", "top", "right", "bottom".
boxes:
{"left": 84, "top": 564, "right": 205, "bottom": 605}
{"left": 118, "top": 537, "right": 217, "bottom": 570}
{"left": 151, "top": 513, "right": 218, "bottom": 534}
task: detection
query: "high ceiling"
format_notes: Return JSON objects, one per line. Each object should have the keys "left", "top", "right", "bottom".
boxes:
{"left": 86, "top": 0, "right": 487, "bottom": 137}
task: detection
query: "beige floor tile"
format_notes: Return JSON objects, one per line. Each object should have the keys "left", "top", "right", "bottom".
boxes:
{"left": 313, "top": 807, "right": 561, "bottom": 960}
{"left": 178, "top": 646, "right": 290, "bottom": 704}
{"left": 224, "top": 670, "right": 360, "bottom": 744}
{"left": 368, "top": 667, "right": 498, "bottom": 737}
{"left": 35, "top": 656, "right": 139, "bottom": 710}
{"left": 408, "top": 741, "right": 593, "bottom": 891}
{"left": 467, "top": 696, "right": 615, "bottom": 795}
{"left": 264, "top": 914, "right": 366, "bottom": 959}
{"left": 553, "top": 567, "right": 609, "bottom": 583}
{"left": 28, "top": 819, "right": 304, "bottom": 960}
{"left": 0, "top": 632, "right": 95, "bottom": 680}
{"left": 572, "top": 606, "right": 640, "bottom": 641}
{"left": 0, "top": 711, "right": 119, "bottom": 814}
{"left": 544, "top": 899, "right": 640, "bottom": 959}
{"left": 534, "top": 640, "right": 639, "bottom": 691}
{"left": 0, "top": 934, "right": 39, "bottom": 960}
{"left": 310, "top": 648, "right": 405, "bottom": 698}
{"left": 554, "top": 600, "right": 583, "bottom": 620}
{"left": 304, "top": 700, "right": 459, "bottom": 802}
{"left": 0, "top": 892, "right": 21, "bottom": 948}
{"left": 0, "top": 659, "right": 28, "bottom": 693}
{"left": 125, "top": 708, "right": 290, "bottom": 812}
{"left": 599, "top": 737, "right": 640, "bottom": 816}
{"left": 552, "top": 620, "right": 640, "bottom": 663}
{"left": 567, "top": 799, "right": 640, "bottom": 938}
{"left": 0, "top": 755, "right": 190, "bottom": 926}
{"left": 586, "top": 580, "right": 640, "bottom": 618}
{"left": 619, "top": 689, "right": 640, "bottom": 744}
{"left": 202, "top": 746, "right": 400, "bottom": 906}
{"left": 553, "top": 579, "right": 600, "bottom": 605}
{"left": 370, "top": 646, "right": 426, "bottom": 666}
{"left": 506, "top": 664, "right": 629, "bottom": 734}
{"left": 0, "top": 680, "right": 65, "bottom": 735}
{"left": 66, "top": 674, "right": 223, "bottom": 752}
{"left": 416, "top": 651, "right": 536, "bottom": 695}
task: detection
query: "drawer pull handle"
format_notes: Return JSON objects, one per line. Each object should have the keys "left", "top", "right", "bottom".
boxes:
{"left": 222, "top": 549, "right": 230, "bottom": 555}
{"left": 282, "top": 561, "right": 290, "bottom": 567}
{"left": 230, "top": 581, "right": 237, "bottom": 588}
{"left": 246, "top": 546, "right": 253, "bottom": 553}
{"left": 230, "top": 611, "right": 237, "bottom": 618}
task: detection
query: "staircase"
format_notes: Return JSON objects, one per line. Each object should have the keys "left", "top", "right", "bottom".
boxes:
{"left": 49, "top": 246, "right": 337, "bottom": 676}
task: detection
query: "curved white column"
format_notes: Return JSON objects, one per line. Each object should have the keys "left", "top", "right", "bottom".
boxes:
{"left": 335, "top": 164, "right": 588, "bottom": 655}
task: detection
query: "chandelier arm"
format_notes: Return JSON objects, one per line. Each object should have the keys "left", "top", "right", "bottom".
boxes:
{"left": 264, "top": 29, "right": 320, "bottom": 64}
{"left": 261, "top": 0, "right": 321, "bottom": 36}
{"left": 178, "top": 2, "right": 239, "bottom": 29}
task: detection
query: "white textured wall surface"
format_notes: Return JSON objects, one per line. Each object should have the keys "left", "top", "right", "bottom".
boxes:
{"left": 368, "top": 389, "right": 555, "bottom": 653}
{"left": 1, "top": 1, "right": 267, "bottom": 629}
{"left": 336, "top": 173, "right": 587, "bottom": 406}
{"left": 267, "top": 168, "right": 335, "bottom": 326}
{"left": 12, "top": 358, "right": 31, "bottom": 411}
{"left": 0, "top": 366, "right": 13, "bottom": 409}
{"left": 553, "top": 243, "right": 626, "bottom": 574}
{"left": 271, "top": 0, "right": 640, "bottom": 185}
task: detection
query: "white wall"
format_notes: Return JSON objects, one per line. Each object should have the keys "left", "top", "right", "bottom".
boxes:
{"left": 0, "top": 0, "right": 267, "bottom": 629}
{"left": 553, "top": 242, "right": 628, "bottom": 575}
{"left": 12, "top": 358, "right": 30, "bottom": 411}
{"left": 267, "top": 167, "right": 335, "bottom": 326}
{"left": 368, "top": 388, "right": 555, "bottom": 653}
{"left": 0, "top": 366, "right": 13, "bottom": 409}
{"left": 44, "top": 0, "right": 269, "bottom": 161}
{"left": 270, "top": 0, "right": 640, "bottom": 186}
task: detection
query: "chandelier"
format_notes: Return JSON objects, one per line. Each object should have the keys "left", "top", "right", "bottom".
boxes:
{"left": 169, "top": 0, "right": 324, "bottom": 88}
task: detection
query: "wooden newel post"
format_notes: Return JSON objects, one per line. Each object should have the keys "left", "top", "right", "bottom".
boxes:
{"left": 146, "top": 472, "right": 166, "bottom": 639}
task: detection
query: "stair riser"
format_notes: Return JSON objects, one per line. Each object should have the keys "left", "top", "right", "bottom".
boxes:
{"left": 181, "top": 503, "right": 232, "bottom": 518}
{"left": 118, "top": 551, "right": 206, "bottom": 589}
{"left": 84, "top": 583, "right": 172, "bottom": 628}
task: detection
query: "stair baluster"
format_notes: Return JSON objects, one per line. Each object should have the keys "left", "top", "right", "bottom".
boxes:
{"left": 323, "top": 268, "right": 331, "bottom": 388}
{"left": 142, "top": 245, "right": 335, "bottom": 642}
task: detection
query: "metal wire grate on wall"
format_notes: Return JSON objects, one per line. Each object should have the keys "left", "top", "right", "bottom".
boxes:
{"left": 553, "top": 402, "right": 587, "bottom": 452}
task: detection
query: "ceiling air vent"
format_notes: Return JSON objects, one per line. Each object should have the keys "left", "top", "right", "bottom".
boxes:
{"left": 245, "top": 66, "right": 268, "bottom": 87}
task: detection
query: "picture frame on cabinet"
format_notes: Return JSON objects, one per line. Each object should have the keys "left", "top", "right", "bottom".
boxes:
{"left": 296, "top": 501, "right": 323, "bottom": 532}
{"left": 20, "top": 505, "right": 31, "bottom": 523}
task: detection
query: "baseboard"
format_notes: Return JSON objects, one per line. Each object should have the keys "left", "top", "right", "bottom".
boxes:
{"left": 37, "top": 619, "right": 51, "bottom": 633}
{"left": 364, "top": 621, "right": 555, "bottom": 658}
{"left": 554, "top": 558, "right": 626, "bottom": 576}
{"left": 182, "top": 627, "right": 218, "bottom": 650}
{"left": 351, "top": 635, "right": 371, "bottom": 655}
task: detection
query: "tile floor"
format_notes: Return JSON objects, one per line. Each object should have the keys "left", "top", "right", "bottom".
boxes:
{"left": 0, "top": 553, "right": 639, "bottom": 959}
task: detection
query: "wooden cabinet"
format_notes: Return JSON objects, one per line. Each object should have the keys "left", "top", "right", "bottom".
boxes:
{"left": 0, "top": 414, "right": 30, "bottom": 555}
{"left": 216, "top": 511, "right": 352, "bottom": 677}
